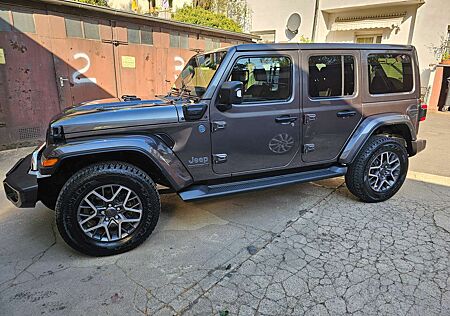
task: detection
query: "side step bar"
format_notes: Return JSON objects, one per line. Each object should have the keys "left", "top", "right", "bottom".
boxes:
{"left": 178, "top": 166, "right": 347, "bottom": 201}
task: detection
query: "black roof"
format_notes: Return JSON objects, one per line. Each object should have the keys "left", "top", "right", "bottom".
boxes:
{"left": 234, "top": 43, "right": 415, "bottom": 51}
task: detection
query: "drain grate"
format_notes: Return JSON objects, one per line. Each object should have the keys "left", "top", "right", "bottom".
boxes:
{"left": 18, "top": 127, "right": 41, "bottom": 140}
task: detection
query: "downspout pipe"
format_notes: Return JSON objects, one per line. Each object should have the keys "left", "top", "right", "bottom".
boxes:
{"left": 311, "top": 0, "right": 320, "bottom": 42}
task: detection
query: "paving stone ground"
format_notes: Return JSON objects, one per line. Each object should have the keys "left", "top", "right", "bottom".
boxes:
{"left": 0, "top": 112, "right": 449, "bottom": 315}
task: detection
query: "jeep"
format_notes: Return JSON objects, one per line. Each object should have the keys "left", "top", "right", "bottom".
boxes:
{"left": 3, "top": 43, "right": 427, "bottom": 256}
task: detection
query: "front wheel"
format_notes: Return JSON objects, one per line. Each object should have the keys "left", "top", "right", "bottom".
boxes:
{"left": 345, "top": 135, "right": 408, "bottom": 203}
{"left": 55, "top": 162, "right": 160, "bottom": 256}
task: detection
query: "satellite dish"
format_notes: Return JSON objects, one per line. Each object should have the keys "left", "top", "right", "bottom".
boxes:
{"left": 286, "top": 13, "right": 301, "bottom": 34}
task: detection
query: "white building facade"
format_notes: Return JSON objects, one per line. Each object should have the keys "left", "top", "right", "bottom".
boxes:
{"left": 247, "top": 0, "right": 450, "bottom": 95}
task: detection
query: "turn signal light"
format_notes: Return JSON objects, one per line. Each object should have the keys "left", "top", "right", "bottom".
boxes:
{"left": 41, "top": 157, "right": 59, "bottom": 167}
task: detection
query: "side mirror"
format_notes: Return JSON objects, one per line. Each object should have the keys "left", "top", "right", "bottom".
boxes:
{"left": 217, "top": 81, "right": 243, "bottom": 111}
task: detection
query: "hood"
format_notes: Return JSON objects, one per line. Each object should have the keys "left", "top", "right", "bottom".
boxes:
{"left": 50, "top": 97, "right": 180, "bottom": 134}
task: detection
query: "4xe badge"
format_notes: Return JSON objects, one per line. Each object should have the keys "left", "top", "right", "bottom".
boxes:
{"left": 188, "top": 156, "right": 209, "bottom": 167}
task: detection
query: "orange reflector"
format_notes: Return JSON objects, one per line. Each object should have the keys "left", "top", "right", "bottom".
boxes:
{"left": 41, "top": 157, "right": 59, "bottom": 167}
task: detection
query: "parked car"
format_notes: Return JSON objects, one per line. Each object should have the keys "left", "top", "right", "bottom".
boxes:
{"left": 4, "top": 43, "right": 427, "bottom": 256}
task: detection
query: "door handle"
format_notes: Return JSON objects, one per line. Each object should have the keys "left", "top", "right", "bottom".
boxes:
{"left": 275, "top": 115, "right": 298, "bottom": 124}
{"left": 336, "top": 110, "right": 357, "bottom": 118}
{"left": 59, "top": 76, "right": 69, "bottom": 87}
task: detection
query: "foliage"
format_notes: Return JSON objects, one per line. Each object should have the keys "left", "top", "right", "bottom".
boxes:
{"left": 173, "top": 5, "right": 242, "bottom": 33}
{"left": 299, "top": 35, "right": 312, "bottom": 43}
{"left": 429, "top": 35, "right": 450, "bottom": 62}
{"left": 74, "top": 0, "right": 108, "bottom": 6}
{"left": 192, "top": 0, "right": 251, "bottom": 32}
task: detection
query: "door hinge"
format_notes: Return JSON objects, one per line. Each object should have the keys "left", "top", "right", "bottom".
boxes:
{"left": 303, "top": 114, "right": 317, "bottom": 125}
{"left": 303, "top": 144, "right": 315, "bottom": 153}
{"left": 211, "top": 121, "right": 227, "bottom": 132}
{"left": 212, "top": 153, "right": 228, "bottom": 164}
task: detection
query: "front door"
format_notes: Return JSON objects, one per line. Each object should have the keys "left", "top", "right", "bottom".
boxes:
{"left": 301, "top": 50, "right": 362, "bottom": 163}
{"left": 211, "top": 51, "right": 300, "bottom": 174}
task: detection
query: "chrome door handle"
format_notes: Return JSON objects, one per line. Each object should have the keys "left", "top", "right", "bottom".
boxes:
{"left": 275, "top": 115, "right": 298, "bottom": 124}
{"left": 336, "top": 110, "right": 357, "bottom": 118}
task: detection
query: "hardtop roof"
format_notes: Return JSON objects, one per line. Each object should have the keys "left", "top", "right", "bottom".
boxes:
{"left": 233, "top": 43, "right": 415, "bottom": 52}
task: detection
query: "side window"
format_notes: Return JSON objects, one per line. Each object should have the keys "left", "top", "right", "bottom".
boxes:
{"left": 308, "top": 55, "right": 355, "bottom": 98}
{"left": 368, "top": 53, "right": 413, "bottom": 94}
{"left": 230, "top": 56, "right": 292, "bottom": 102}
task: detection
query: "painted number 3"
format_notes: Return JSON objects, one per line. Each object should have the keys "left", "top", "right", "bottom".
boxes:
{"left": 72, "top": 53, "right": 97, "bottom": 84}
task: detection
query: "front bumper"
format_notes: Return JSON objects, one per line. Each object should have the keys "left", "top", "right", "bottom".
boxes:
{"left": 411, "top": 139, "right": 426, "bottom": 156}
{"left": 3, "top": 154, "right": 38, "bottom": 208}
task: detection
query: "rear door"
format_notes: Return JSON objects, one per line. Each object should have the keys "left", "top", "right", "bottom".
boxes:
{"left": 301, "top": 50, "right": 362, "bottom": 163}
{"left": 210, "top": 51, "right": 300, "bottom": 174}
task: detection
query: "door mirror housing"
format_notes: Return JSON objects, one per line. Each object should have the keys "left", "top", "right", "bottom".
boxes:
{"left": 217, "top": 81, "right": 243, "bottom": 111}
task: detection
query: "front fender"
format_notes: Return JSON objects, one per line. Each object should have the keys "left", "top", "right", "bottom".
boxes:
{"left": 339, "top": 114, "right": 416, "bottom": 164}
{"left": 40, "top": 135, "right": 193, "bottom": 191}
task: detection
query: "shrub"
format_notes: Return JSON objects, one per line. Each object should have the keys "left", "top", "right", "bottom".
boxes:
{"left": 173, "top": 5, "right": 242, "bottom": 33}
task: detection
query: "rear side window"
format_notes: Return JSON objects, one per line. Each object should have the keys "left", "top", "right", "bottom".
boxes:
{"left": 368, "top": 53, "right": 413, "bottom": 94}
{"left": 230, "top": 56, "right": 292, "bottom": 103}
{"left": 309, "top": 55, "right": 355, "bottom": 98}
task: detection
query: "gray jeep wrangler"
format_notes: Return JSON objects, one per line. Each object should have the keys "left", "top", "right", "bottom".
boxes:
{"left": 4, "top": 43, "right": 427, "bottom": 256}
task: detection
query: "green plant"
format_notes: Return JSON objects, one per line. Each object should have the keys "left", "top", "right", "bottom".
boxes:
{"left": 74, "top": 0, "right": 108, "bottom": 6}
{"left": 299, "top": 35, "right": 312, "bottom": 43}
{"left": 173, "top": 5, "right": 242, "bottom": 33}
{"left": 442, "top": 51, "right": 450, "bottom": 61}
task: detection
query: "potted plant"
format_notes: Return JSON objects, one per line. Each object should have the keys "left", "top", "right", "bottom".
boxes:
{"left": 430, "top": 36, "right": 450, "bottom": 65}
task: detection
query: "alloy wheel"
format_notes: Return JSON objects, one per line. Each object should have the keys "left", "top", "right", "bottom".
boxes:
{"left": 77, "top": 184, "right": 143, "bottom": 242}
{"left": 368, "top": 151, "right": 401, "bottom": 192}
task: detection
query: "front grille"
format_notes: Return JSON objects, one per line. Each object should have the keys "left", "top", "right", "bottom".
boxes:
{"left": 4, "top": 182, "right": 19, "bottom": 203}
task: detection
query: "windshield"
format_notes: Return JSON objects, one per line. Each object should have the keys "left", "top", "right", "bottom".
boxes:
{"left": 172, "top": 51, "right": 227, "bottom": 98}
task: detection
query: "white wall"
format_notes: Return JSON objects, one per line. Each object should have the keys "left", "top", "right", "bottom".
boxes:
{"left": 411, "top": 0, "right": 450, "bottom": 86}
{"left": 246, "top": 0, "right": 316, "bottom": 42}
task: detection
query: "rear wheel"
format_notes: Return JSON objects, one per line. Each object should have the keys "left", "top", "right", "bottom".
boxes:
{"left": 345, "top": 135, "right": 408, "bottom": 203}
{"left": 55, "top": 162, "right": 160, "bottom": 256}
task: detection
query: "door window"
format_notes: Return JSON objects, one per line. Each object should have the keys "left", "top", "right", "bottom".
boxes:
{"left": 308, "top": 55, "right": 355, "bottom": 98}
{"left": 368, "top": 53, "right": 413, "bottom": 94}
{"left": 230, "top": 56, "right": 292, "bottom": 102}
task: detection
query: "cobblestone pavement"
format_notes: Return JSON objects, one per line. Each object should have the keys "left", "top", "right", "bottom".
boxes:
{"left": 0, "top": 113, "right": 449, "bottom": 315}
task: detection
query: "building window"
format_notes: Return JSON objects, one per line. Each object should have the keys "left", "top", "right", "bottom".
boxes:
{"left": 65, "top": 18, "right": 83, "bottom": 38}
{"left": 170, "top": 32, "right": 188, "bottom": 48}
{"left": 65, "top": 18, "right": 100, "bottom": 40}
{"left": 252, "top": 30, "right": 276, "bottom": 43}
{"left": 170, "top": 33, "right": 179, "bottom": 47}
{"left": 0, "top": 9, "right": 11, "bottom": 32}
{"left": 356, "top": 35, "right": 382, "bottom": 44}
{"left": 127, "top": 27, "right": 153, "bottom": 45}
{"left": 84, "top": 21, "right": 100, "bottom": 40}
{"left": 12, "top": 11, "right": 35, "bottom": 33}
{"left": 128, "top": 28, "right": 140, "bottom": 44}
{"left": 309, "top": 55, "right": 355, "bottom": 98}
{"left": 368, "top": 53, "right": 413, "bottom": 94}
{"left": 205, "top": 37, "right": 220, "bottom": 51}
{"left": 230, "top": 56, "right": 292, "bottom": 102}
{"left": 180, "top": 33, "right": 189, "bottom": 49}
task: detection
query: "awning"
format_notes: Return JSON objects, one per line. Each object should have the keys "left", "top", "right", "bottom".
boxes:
{"left": 331, "top": 12, "right": 406, "bottom": 31}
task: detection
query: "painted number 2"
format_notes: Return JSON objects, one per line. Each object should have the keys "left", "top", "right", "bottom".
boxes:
{"left": 174, "top": 56, "right": 185, "bottom": 80}
{"left": 72, "top": 53, "right": 97, "bottom": 84}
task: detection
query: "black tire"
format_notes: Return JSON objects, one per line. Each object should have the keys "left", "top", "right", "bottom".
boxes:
{"left": 55, "top": 161, "right": 160, "bottom": 256}
{"left": 345, "top": 135, "right": 408, "bottom": 203}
